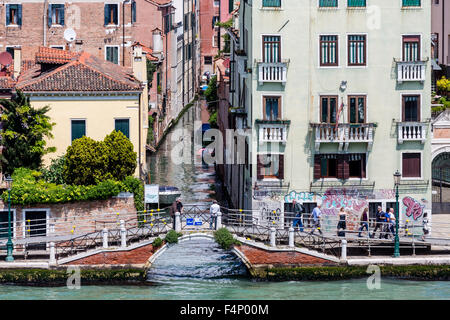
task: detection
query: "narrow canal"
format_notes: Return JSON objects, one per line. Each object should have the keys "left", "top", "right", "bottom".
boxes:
{"left": 0, "top": 102, "right": 449, "bottom": 299}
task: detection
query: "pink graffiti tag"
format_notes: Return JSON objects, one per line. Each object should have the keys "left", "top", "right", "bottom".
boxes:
{"left": 402, "top": 197, "right": 424, "bottom": 220}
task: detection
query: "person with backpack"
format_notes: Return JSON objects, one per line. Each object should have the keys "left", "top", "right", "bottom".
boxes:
{"left": 358, "top": 208, "right": 369, "bottom": 237}
{"left": 292, "top": 199, "right": 305, "bottom": 232}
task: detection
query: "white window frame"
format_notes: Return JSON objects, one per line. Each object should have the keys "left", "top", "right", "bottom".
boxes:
{"left": 400, "top": 33, "right": 423, "bottom": 62}
{"left": 105, "top": 45, "right": 120, "bottom": 65}
{"left": 318, "top": 34, "right": 341, "bottom": 68}
{"left": 0, "top": 209, "right": 17, "bottom": 239}
{"left": 5, "top": 3, "right": 21, "bottom": 27}
{"left": 261, "top": 93, "right": 284, "bottom": 120}
{"left": 346, "top": 33, "right": 368, "bottom": 68}
{"left": 400, "top": 92, "right": 422, "bottom": 122}
{"left": 400, "top": 151, "right": 423, "bottom": 180}
{"left": 105, "top": 2, "right": 120, "bottom": 27}
{"left": 21, "top": 208, "right": 51, "bottom": 240}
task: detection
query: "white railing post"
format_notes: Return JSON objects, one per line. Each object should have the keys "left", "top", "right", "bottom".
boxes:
{"left": 49, "top": 242, "right": 56, "bottom": 266}
{"left": 102, "top": 228, "right": 109, "bottom": 249}
{"left": 341, "top": 239, "right": 347, "bottom": 261}
{"left": 270, "top": 227, "right": 276, "bottom": 247}
{"left": 120, "top": 220, "right": 127, "bottom": 248}
{"left": 216, "top": 212, "right": 222, "bottom": 230}
{"left": 289, "top": 227, "right": 294, "bottom": 248}
{"left": 175, "top": 212, "right": 181, "bottom": 232}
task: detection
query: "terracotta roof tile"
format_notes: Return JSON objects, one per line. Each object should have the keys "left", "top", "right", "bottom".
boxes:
{"left": 0, "top": 76, "right": 16, "bottom": 89}
{"left": 35, "top": 46, "right": 77, "bottom": 65}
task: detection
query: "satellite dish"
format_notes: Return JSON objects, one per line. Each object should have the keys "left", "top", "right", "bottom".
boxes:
{"left": 0, "top": 52, "right": 13, "bottom": 66}
{"left": 64, "top": 28, "right": 77, "bottom": 42}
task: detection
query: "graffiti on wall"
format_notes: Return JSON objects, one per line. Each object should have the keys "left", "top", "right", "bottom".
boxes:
{"left": 253, "top": 199, "right": 283, "bottom": 227}
{"left": 402, "top": 196, "right": 425, "bottom": 221}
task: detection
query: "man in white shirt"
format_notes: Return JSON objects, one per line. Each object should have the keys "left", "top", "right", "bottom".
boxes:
{"left": 388, "top": 208, "right": 396, "bottom": 239}
{"left": 210, "top": 200, "right": 221, "bottom": 230}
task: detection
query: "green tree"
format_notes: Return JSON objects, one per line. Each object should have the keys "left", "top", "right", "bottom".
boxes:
{"left": 204, "top": 75, "right": 218, "bottom": 112}
{"left": 103, "top": 130, "right": 137, "bottom": 181}
{"left": 41, "top": 155, "right": 66, "bottom": 185}
{"left": 0, "top": 90, "right": 55, "bottom": 175}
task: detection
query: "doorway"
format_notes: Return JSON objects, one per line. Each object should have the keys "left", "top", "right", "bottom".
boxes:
{"left": 24, "top": 210, "right": 48, "bottom": 250}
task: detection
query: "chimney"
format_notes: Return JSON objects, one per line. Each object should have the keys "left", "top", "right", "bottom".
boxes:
{"left": 13, "top": 47, "right": 22, "bottom": 79}
{"left": 132, "top": 44, "right": 147, "bottom": 83}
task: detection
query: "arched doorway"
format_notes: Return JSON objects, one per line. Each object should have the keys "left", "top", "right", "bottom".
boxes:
{"left": 432, "top": 152, "right": 450, "bottom": 214}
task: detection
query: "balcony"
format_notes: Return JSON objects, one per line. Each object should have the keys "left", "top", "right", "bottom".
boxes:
{"left": 311, "top": 123, "right": 375, "bottom": 152}
{"left": 257, "top": 61, "right": 288, "bottom": 86}
{"left": 397, "top": 122, "right": 427, "bottom": 144}
{"left": 397, "top": 60, "right": 426, "bottom": 83}
{"left": 256, "top": 119, "right": 290, "bottom": 144}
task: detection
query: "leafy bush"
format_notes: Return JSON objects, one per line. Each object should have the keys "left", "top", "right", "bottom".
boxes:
{"left": 41, "top": 156, "right": 66, "bottom": 184}
{"left": 437, "top": 76, "right": 450, "bottom": 95}
{"left": 165, "top": 230, "right": 181, "bottom": 244}
{"left": 214, "top": 228, "right": 239, "bottom": 250}
{"left": 152, "top": 237, "right": 163, "bottom": 248}
{"left": 64, "top": 131, "right": 137, "bottom": 186}
{"left": 208, "top": 110, "right": 218, "bottom": 128}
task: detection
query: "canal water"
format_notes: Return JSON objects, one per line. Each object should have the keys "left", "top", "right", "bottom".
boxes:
{"left": 0, "top": 103, "right": 449, "bottom": 300}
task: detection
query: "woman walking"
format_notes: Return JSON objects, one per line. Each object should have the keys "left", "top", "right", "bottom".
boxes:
{"left": 358, "top": 208, "right": 369, "bottom": 237}
{"left": 336, "top": 207, "right": 347, "bottom": 237}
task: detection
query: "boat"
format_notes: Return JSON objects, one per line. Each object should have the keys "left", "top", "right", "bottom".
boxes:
{"left": 158, "top": 186, "right": 181, "bottom": 205}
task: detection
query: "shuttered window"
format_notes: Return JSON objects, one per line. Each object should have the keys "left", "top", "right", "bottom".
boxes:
{"left": 314, "top": 154, "right": 366, "bottom": 179}
{"left": 263, "top": 96, "right": 281, "bottom": 120}
{"left": 257, "top": 154, "right": 284, "bottom": 180}
{"left": 131, "top": 1, "right": 136, "bottom": 23}
{"left": 348, "top": 35, "right": 366, "bottom": 66}
{"left": 402, "top": 35, "right": 420, "bottom": 61}
{"left": 115, "top": 119, "right": 130, "bottom": 139}
{"left": 6, "top": 4, "right": 22, "bottom": 26}
{"left": 402, "top": 153, "right": 421, "bottom": 178}
{"left": 49, "top": 4, "right": 65, "bottom": 26}
{"left": 320, "top": 35, "right": 338, "bottom": 66}
{"left": 104, "top": 4, "right": 118, "bottom": 26}
{"left": 71, "top": 120, "right": 86, "bottom": 142}
{"left": 402, "top": 95, "right": 420, "bottom": 122}
{"left": 262, "top": 36, "right": 281, "bottom": 63}
{"left": 106, "top": 46, "right": 119, "bottom": 64}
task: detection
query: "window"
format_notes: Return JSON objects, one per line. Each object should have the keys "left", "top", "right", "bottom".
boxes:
{"left": 348, "top": 35, "right": 366, "bottom": 66}
{"left": 314, "top": 154, "right": 366, "bottom": 179}
{"left": 184, "top": 13, "right": 189, "bottom": 31}
{"left": 131, "top": 0, "right": 136, "bottom": 23}
{"left": 212, "top": 16, "right": 219, "bottom": 29}
{"left": 402, "top": 153, "right": 421, "bottom": 178}
{"left": 5, "top": 47, "right": 15, "bottom": 59}
{"left": 204, "top": 56, "right": 212, "bottom": 65}
{"left": 262, "top": 36, "right": 281, "bottom": 63}
{"left": 319, "top": 0, "right": 338, "bottom": 7}
{"left": 402, "top": 95, "right": 420, "bottom": 122}
{"left": 320, "top": 96, "right": 338, "bottom": 123}
{"left": 263, "top": 0, "right": 281, "bottom": 7}
{"left": 320, "top": 35, "right": 338, "bottom": 66}
{"left": 257, "top": 154, "right": 284, "bottom": 180}
{"left": 263, "top": 96, "right": 281, "bottom": 120}
{"left": 6, "top": 4, "right": 22, "bottom": 26}
{"left": 402, "top": 0, "right": 421, "bottom": 7}
{"left": 50, "top": 45, "right": 65, "bottom": 50}
{"left": 164, "top": 13, "right": 172, "bottom": 34}
{"left": 115, "top": 119, "right": 130, "bottom": 139}
{"left": 104, "top": 3, "right": 118, "bottom": 26}
{"left": 213, "top": 35, "right": 219, "bottom": 48}
{"left": 106, "top": 46, "right": 119, "bottom": 64}
{"left": 348, "top": 96, "right": 366, "bottom": 123}
{"left": 348, "top": 0, "right": 366, "bottom": 7}
{"left": 48, "top": 4, "right": 65, "bottom": 26}
{"left": 71, "top": 120, "right": 86, "bottom": 142}
{"left": 402, "top": 35, "right": 420, "bottom": 61}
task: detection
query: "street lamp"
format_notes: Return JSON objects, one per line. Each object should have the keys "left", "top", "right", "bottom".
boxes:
{"left": 4, "top": 175, "right": 13, "bottom": 262}
{"left": 393, "top": 170, "right": 401, "bottom": 258}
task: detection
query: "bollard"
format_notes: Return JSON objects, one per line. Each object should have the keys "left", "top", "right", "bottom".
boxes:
{"left": 341, "top": 239, "right": 347, "bottom": 261}
{"left": 216, "top": 212, "right": 222, "bottom": 230}
{"left": 289, "top": 227, "right": 294, "bottom": 248}
{"left": 175, "top": 212, "right": 181, "bottom": 232}
{"left": 120, "top": 220, "right": 127, "bottom": 248}
{"left": 102, "top": 228, "right": 108, "bottom": 249}
{"left": 49, "top": 242, "right": 56, "bottom": 266}
{"left": 270, "top": 227, "right": 276, "bottom": 247}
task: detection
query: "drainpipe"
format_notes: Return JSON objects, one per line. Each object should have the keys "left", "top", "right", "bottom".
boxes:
{"left": 442, "top": 0, "right": 445, "bottom": 65}
{"left": 123, "top": 0, "right": 126, "bottom": 66}
{"left": 139, "top": 91, "right": 142, "bottom": 178}
{"left": 43, "top": 0, "right": 48, "bottom": 46}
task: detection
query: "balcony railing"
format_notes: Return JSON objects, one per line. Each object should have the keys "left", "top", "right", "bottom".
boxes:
{"left": 397, "top": 61, "right": 426, "bottom": 83}
{"left": 311, "top": 123, "right": 375, "bottom": 151}
{"left": 256, "top": 120, "right": 290, "bottom": 144}
{"left": 397, "top": 122, "right": 427, "bottom": 144}
{"left": 257, "top": 62, "right": 287, "bottom": 85}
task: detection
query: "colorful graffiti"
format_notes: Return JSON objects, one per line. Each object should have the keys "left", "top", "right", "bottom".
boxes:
{"left": 284, "top": 191, "right": 315, "bottom": 203}
{"left": 402, "top": 196, "right": 425, "bottom": 221}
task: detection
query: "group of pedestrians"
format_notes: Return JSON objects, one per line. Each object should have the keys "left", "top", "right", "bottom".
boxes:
{"left": 170, "top": 198, "right": 221, "bottom": 230}
{"left": 370, "top": 206, "right": 397, "bottom": 239}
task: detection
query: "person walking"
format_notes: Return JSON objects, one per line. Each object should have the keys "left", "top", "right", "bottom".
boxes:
{"left": 358, "top": 208, "right": 369, "bottom": 237}
{"left": 421, "top": 212, "right": 430, "bottom": 242}
{"left": 371, "top": 206, "right": 385, "bottom": 239}
{"left": 310, "top": 203, "right": 323, "bottom": 236}
{"left": 171, "top": 198, "right": 183, "bottom": 229}
{"left": 291, "top": 199, "right": 305, "bottom": 232}
{"left": 336, "top": 207, "right": 347, "bottom": 237}
{"left": 209, "top": 200, "right": 220, "bottom": 230}
{"left": 388, "top": 208, "right": 396, "bottom": 239}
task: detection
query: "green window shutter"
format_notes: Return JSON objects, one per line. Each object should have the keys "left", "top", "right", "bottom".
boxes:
{"left": 71, "top": 120, "right": 86, "bottom": 142}
{"left": 115, "top": 119, "right": 130, "bottom": 139}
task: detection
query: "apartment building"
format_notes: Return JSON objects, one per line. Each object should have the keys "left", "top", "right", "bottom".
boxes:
{"left": 431, "top": 0, "right": 450, "bottom": 75}
{"left": 226, "top": 0, "right": 432, "bottom": 229}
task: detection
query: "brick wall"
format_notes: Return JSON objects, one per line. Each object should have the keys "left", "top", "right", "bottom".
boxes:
{"left": 434, "top": 128, "right": 450, "bottom": 139}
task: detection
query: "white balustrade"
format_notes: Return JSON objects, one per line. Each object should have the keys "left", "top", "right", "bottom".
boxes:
{"left": 313, "top": 123, "right": 375, "bottom": 151}
{"left": 398, "top": 122, "right": 427, "bottom": 144}
{"left": 397, "top": 61, "right": 426, "bottom": 83}
{"left": 259, "top": 124, "right": 288, "bottom": 143}
{"left": 258, "top": 62, "right": 287, "bottom": 85}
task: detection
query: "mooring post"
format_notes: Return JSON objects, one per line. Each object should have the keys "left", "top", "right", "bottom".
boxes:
{"left": 341, "top": 239, "right": 347, "bottom": 261}
{"left": 175, "top": 212, "right": 181, "bottom": 232}
{"left": 270, "top": 227, "right": 276, "bottom": 247}
{"left": 49, "top": 242, "right": 56, "bottom": 266}
{"left": 289, "top": 227, "right": 294, "bottom": 248}
{"left": 120, "top": 220, "right": 127, "bottom": 248}
{"left": 102, "top": 228, "right": 108, "bottom": 248}
{"left": 216, "top": 212, "right": 222, "bottom": 230}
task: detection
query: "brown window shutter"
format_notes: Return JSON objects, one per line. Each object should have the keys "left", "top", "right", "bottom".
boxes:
{"left": 343, "top": 155, "right": 349, "bottom": 180}
{"left": 278, "top": 154, "right": 284, "bottom": 180}
{"left": 314, "top": 155, "right": 321, "bottom": 180}
{"left": 337, "top": 155, "right": 344, "bottom": 179}
{"left": 403, "top": 153, "right": 421, "bottom": 178}
{"left": 361, "top": 154, "right": 367, "bottom": 178}
{"left": 257, "top": 155, "right": 264, "bottom": 180}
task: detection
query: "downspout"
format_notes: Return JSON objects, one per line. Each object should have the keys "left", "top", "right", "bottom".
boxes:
{"left": 43, "top": 0, "right": 48, "bottom": 46}
{"left": 139, "top": 91, "right": 142, "bottom": 178}
{"left": 442, "top": 0, "right": 445, "bottom": 65}
{"left": 123, "top": 0, "right": 126, "bottom": 66}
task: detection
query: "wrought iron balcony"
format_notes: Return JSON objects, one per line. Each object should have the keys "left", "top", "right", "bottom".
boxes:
{"left": 396, "top": 60, "right": 427, "bottom": 83}
{"left": 397, "top": 122, "right": 427, "bottom": 144}
{"left": 310, "top": 123, "right": 375, "bottom": 151}
{"left": 257, "top": 61, "right": 288, "bottom": 85}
